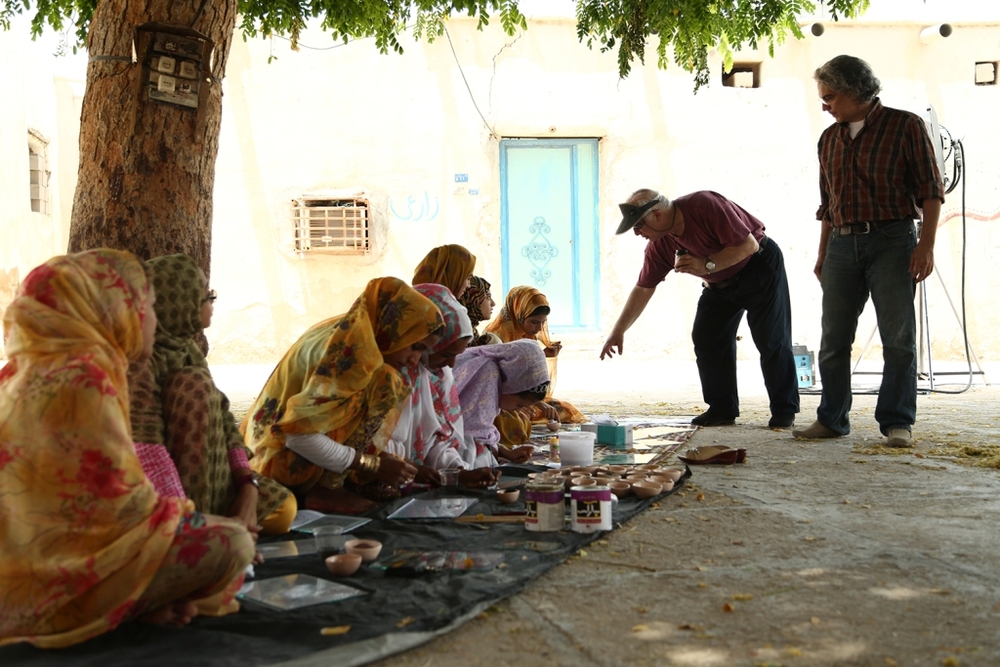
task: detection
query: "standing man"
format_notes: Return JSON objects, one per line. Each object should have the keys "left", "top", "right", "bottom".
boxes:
{"left": 793, "top": 55, "right": 944, "bottom": 447}
{"left": 600, "top": 189, "right": 799, "bottom": 429}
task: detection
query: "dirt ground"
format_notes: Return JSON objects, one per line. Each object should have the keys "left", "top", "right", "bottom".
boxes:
{"left": 351, "top": 386, "right": 1000, "bottom": 667}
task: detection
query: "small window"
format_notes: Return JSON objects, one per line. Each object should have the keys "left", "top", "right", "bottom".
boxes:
{"left": 722, "top": 63, "right": 761, "bottom": 89}
{"left": 28, "top": 130, "right": 51, "bottom": 216}
{"left": 975, "top": 62, "right": 997, "bottom": 86}
{"left": 293, "top": 197, "right": 370, "bottom": 253}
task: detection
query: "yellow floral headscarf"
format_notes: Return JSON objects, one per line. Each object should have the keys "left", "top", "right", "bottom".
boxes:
{"left": 412, "top": 244, "right": 476, "bottom": 298}
{"left": 0, "top": 249, "right": 189, "bottom": 648}
{"left": 246, "top": 277, "right": 444, "bottom": 491}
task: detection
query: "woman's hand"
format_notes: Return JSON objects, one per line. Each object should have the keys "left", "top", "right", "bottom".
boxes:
{"left": 459, "top": 467, "right": 498, "bottom": 488}
{"left": 414, "top": 465, "right": 441, "bottom": 486}
{"left": 535, "top": 401, "right": 559, "bottom": 421}
{"left": 376, "top": 452, "right": 418, "bottom": 486}
{"left": 499, "top": 445, "right": 534, "bottom": 464}
{"left": 544, "top": 341, "right": 562, "bottom": 358}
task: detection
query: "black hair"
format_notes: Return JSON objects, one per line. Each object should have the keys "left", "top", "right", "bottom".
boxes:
{"left": 527, "top": 305, "right": 550, "bottom": 318}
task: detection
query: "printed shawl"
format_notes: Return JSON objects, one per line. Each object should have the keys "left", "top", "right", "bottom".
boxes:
{"left": 451, "top": 340, "right": 548, "bottom": 450}
{"left": 246, "top": 278, "right": 443, "bottom": 492}
{"left": 412, "top": 244, "right": 476, "bottom": 298}
{"left": 0, "top": 249, "right": 188, "bottom": 648}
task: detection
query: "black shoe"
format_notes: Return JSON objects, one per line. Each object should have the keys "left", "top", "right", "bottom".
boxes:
{"left": 768, "top": 413, "right": 796, "bottom": 429}
{"left": 691, "top": 410, "right": 736, "bottom": 427}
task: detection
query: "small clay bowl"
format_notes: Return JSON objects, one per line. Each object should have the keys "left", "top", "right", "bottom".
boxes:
{"left": 570, "top": 476, "right": 596, "bottom": 487}
{"left": 609, "top": 481, "right": 631, "bottom": 498}
{"left": 647, "top": 474, "right": 674, "bottom": 485}
{"left": 325, "top": 553, "right": 363, "bottom": 576}
{"left": 625, "top": 474, "right": 648, "bottom": 483}
{"left": 605, "top": 465, "right": 629, "bottom": 476}
{"left": 632, "top": 481, "right": 663, "bottom": 499}
{"left": 593, "top": 476, "right": 617, "bottom": 486}
{"left": 546, "top": 421, "right": 561, "bottom": 432}
{"left": 496, "top": 489, "right": 520, "bottom": 503}
{"left": 658, "top": 469, "right": 684, "bottom": 483}
{"left": 637, "top": 464, "right": 660, "bottom": 472}
{"left": 344, "top": 539, "right": 383, "bottom": 562}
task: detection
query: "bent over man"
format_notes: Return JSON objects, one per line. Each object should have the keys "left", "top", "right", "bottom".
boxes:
{"left": 600, "top": 189, "right": 799, "bottom": 429}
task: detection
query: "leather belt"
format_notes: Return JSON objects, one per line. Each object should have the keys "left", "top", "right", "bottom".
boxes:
{"left": 836, "top": 221, "right": 878, "bottom": 235}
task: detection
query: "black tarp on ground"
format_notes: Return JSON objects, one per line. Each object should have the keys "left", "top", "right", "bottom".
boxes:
{"left": 2, "top": 466, "right": 688, "bottom": 667}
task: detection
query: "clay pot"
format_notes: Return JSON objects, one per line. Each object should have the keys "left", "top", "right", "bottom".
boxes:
{"left": 632, "top": 481, "right": 663, "bottom": 499}
{"left": 325, "top": 553, "right": 363, "bottom": 576}
{"left": 344, "top": 539, "right": 383, "bottom": 562}
{"left": 496, "top": 489, "right": 520, "bottom": 503}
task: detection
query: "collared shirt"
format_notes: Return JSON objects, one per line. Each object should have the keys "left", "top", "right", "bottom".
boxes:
{"left": 636, "top": 191, "right": 765, "bottom": 288}
{"left": 816, "top": 99, "right": 944, "bottom": 227}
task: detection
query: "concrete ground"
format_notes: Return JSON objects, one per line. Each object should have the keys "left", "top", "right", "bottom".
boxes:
{"left": 218, "top": 361, "right": 1000, "bottom": 667}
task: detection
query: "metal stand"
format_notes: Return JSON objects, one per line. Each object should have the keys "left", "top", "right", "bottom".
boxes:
{"left": 850, "top": 221, "right": 988, "bottom": 393}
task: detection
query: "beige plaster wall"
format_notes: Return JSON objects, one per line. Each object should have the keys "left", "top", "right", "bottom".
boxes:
{"left": 207, "top": 17, "right": 1000, "bottom": 374}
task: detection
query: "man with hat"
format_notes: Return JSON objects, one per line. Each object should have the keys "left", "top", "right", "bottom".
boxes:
{"left": 600, "top": 189, "right": 799, "bottom": 428}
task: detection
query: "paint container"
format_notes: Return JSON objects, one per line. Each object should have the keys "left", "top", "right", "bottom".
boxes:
{"left": 558, "top": 431, "right": 596, "bottom": 466}
{"left": 548, "top": 435, "right": 560, "bottom": 463}
{"left": 570, "top": 485, "right": 612, "bottom": 533}
{"left": 525, "top": 482, "right": 565, "bottom": 532}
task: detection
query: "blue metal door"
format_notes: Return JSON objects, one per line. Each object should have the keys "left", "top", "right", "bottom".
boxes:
{"left": 500, "top": 139, "right": 600, "bottom": 332}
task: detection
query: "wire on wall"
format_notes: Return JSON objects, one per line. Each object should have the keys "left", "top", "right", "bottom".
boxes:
{"left": 443, "top": 25, "right": 499, "bottom": 140}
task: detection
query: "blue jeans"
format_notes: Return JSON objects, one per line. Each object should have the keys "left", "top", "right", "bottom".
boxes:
{"left": 817, "top": 220, "right": 917, "bottom": 436}
{"left": 692, "top": 237, "right": 799, "bottom": 418}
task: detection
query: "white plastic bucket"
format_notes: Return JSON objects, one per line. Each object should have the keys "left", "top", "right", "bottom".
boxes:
{"left": 558, "top": 431, "right": 596, "bottom": 466}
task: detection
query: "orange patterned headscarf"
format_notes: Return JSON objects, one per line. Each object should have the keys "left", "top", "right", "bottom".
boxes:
{"left": 246, "top": 277, "right": 444, "bottom": 490}
{"left": 484, "top": 285, "right": 558, "bottom": 394}
{"left": 484, "top": 285, "right": 553, "bottom": 349}
{"left": 412, "top": 244, "right": 476, "bottom": 298}
{"left": 0, "top": 249, "right": 189, "bottom": 648}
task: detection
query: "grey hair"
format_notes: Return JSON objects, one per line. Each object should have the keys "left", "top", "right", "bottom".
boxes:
{"left": 628, "top": 189, "right": 668, "bottom": 209}
{"left": 814, "top": 55, "right": 882, "bottom": 103}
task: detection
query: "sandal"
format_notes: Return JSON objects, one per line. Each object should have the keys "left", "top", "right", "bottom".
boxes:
{"left": 677, "top": 445, "right": 746, "bottom": 465}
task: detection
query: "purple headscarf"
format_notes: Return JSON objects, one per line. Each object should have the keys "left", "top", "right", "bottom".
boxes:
{"left": 452, "top": 339, "right": 549, "bottom": 448}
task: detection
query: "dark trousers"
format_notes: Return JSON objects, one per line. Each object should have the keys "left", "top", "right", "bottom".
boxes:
{"left": 691, "top": 237, "right": 800, "bottom": 418}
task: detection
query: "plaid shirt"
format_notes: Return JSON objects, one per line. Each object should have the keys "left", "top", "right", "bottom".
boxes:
{"left": 816, "top": 99, "right": 944, "bottom": 227}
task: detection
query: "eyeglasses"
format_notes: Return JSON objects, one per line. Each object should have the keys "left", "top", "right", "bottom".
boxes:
{"left": 204, "top": 289, "right": 217, "bottom": 303}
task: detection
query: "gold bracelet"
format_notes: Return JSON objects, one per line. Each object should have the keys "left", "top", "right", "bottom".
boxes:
{"left": 357, "top": 453, "right": 381, "bottom": 475}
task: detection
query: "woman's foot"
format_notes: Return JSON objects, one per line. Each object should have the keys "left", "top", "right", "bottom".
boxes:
{"left": 139, "top": 601, "right": 199, "bottom": 627}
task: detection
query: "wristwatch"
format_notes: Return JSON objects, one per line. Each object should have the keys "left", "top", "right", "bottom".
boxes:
{"left": 705, "top": 259, "right": 717, "bottom": 274}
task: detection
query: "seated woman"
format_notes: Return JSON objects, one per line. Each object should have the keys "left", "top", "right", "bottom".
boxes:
{"left": 485, "top": 285, "right": 587, "bottom": 426}
{"left": 412, "top": 244, "right": 477, "bottom": 299}
{"left": 129, "top": 254, "right": 295, "bottom": 536}
{"left": 0, "top": 249, "right": 254, "bottom": 648}
{"left": 458, "top": 275, "right": 502, "bottom": 347}
{"left": 243, "top": 277, "right": 444, "bottom": 514}
{"left": 452, "top": 340, "right": 550, "bottom": 466}
{"left": 385, "top": 283, "right": 497, "bottom": 488}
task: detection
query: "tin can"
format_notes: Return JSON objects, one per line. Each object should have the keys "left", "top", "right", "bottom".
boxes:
{"left": 525, "top": 482, "right": 565, "bottom": 532}
{"left": 570, "top": 485, "right": 612, "bottom": 533}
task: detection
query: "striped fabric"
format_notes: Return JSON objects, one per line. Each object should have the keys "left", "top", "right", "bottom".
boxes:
{"left": 816, "top": 99, "right": 944, "bottom": 227}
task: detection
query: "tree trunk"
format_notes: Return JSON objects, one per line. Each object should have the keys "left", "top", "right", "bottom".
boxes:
{"left": 68, "top": 0, "right": 237, "bottom": 279}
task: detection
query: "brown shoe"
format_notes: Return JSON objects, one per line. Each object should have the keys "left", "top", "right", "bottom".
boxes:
{"left": 791, "top": 420, "right": 840, "bottom": 439}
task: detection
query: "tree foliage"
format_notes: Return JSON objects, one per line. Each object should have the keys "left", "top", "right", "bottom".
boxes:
{"left": 3, "top": 0, "right": 869, "bottom": 89}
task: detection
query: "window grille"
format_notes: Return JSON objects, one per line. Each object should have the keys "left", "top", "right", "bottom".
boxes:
{"left": 293, "top": 197, "right": 370, "bottom": 253}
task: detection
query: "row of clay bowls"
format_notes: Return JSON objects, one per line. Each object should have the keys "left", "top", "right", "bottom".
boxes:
{"left": 528, "top": 465, "right": 685, "bottom": 499}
